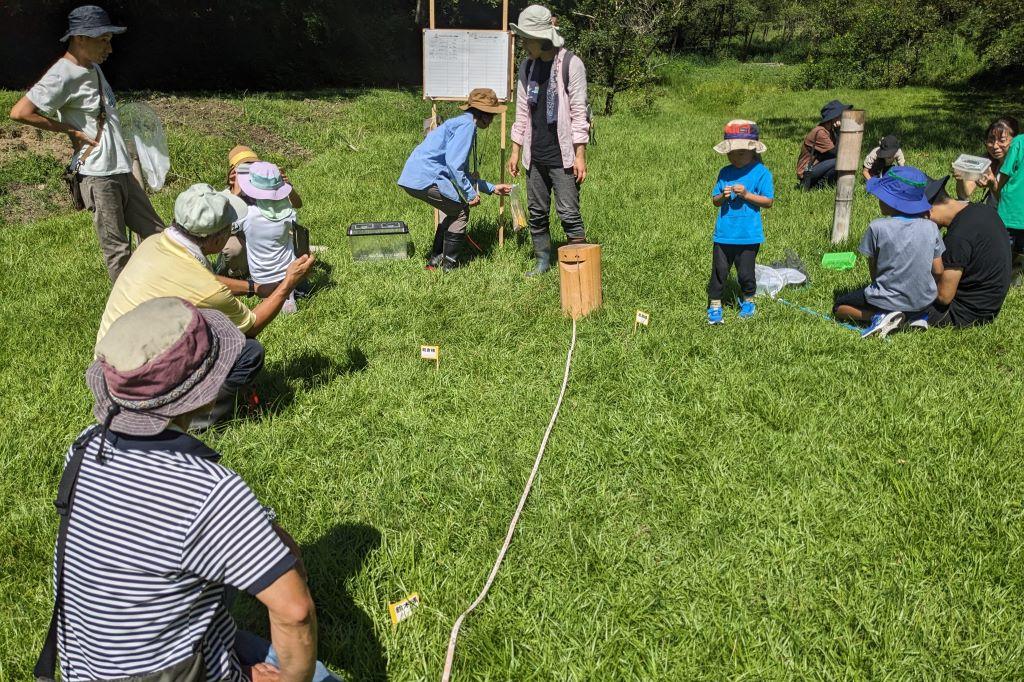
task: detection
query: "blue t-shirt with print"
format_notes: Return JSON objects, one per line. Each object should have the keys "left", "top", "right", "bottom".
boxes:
{"left": 711, "top": 161, "right": 774, "bottom": 245}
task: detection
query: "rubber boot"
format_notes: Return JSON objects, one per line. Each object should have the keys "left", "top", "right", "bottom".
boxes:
{"left": 426, "top": 223, "right": 445, "bottom": 270}
{"left": 441, "top": 231, "right": 466, "bottom": 272}
{"left": 526, "top": 230, "right": 552, "bottom": 277}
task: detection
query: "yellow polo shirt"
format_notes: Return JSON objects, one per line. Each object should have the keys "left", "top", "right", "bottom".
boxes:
{"left": 96, "top": 232, "right": 256, "bottom": 345}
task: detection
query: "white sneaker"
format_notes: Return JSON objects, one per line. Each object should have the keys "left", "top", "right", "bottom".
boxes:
{"left": 861, "top": 311, "right": 905, "bottom": 339}
{"left": 907, "top": 315, "right": 929, "bottom": 331}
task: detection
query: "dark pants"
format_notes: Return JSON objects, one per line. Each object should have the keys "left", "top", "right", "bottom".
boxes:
{"left": 925, "top": 301, "right": 996, "bottom": 329}
{"left": 224, "top": 338, "right": 265, "bottom": 393}
{"left": 708, "top": 243, "right": 759, "bottom": 301}
{"left": 799, "top": 159, "right": 838, "bottom": 190}
{"left": 403, "top": 185, "right": 470, "bottom": 257}
{"left": 526, "top": 163, "right": 586, "bottom": 254}
{"left": 1008, "top": 228, "right": 1024, "bottom": 255}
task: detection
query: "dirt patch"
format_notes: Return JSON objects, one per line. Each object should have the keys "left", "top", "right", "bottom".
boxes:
{"left": 145, "top": 96, "right": 310, "bottom": 161}
{"left": 0, "top": 125, "right": 71, "bottom": 161}
{"left": 3, "top": 94, "right": 313, "bottom": 224}
{"left": 1, "top": 182, "right": 64, "bottom": 225}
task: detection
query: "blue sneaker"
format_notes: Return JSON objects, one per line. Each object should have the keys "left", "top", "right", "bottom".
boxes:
{"left": 861, "top": 311, "right": 905, "bottom": 339}
{"left": 738, "top": 300, "right": 756, "bottom": 319}
{"left": 707, "top": 305, "right": 724, "bottom": 325}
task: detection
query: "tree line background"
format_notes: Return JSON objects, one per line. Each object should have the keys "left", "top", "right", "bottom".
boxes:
{"left": 1, "top": 0, "right": 1021, "bottom": 111}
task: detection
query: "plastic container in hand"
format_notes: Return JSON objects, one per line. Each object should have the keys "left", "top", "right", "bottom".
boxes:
{"left": 509, "top": 185, "right": 528, "bottom": 232}
{"left": 952, "top": 154, "right": 991, "bottom": 183}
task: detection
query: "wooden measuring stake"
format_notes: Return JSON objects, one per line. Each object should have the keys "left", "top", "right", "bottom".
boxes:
{"left": 633, "top": 310, "right": 650, "bottom": 333}
{"left": 420, "top": 344, "right": 440, "bottom": 370}
{"left": 389, "top": 593, "right": 421, "bottom": 625}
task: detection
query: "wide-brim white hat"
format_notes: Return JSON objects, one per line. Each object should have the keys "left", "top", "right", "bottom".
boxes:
{"left": 714, "top": 138, "right": 767, "bottom": 154}
{"left": 511, "top": 5, "right": 565, "bottom": 48}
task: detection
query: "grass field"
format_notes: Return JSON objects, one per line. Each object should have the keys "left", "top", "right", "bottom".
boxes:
{"left": 3, "top": 60, "right": 1024, "bottom": 680}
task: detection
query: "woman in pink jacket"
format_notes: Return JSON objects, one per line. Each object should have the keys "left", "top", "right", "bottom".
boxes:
{"left": 508, "top": 5, "right": 592, "bottom": 276}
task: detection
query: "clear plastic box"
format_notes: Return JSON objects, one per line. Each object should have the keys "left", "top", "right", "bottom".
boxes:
{"left": 952, "top": 154, "right": 992, "bottom": 182}
{"left": 347, "top": 221, "right": 413, "bottom": 261}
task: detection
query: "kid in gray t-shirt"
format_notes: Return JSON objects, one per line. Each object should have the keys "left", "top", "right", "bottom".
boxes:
{"left": 859, "top": 216, "right": 944, "bottom": 311}
{"left": 833, "top": 166, "right": 945, "bottom": 338}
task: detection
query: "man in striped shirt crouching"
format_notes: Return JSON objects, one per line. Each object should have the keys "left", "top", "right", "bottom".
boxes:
{"left": 35, "top": 297, "right": 340, "bottom": 681}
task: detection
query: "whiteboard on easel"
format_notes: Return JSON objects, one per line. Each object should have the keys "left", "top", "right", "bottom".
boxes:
{"left": 423, "top": 29, "right": 511, "bottom": 101}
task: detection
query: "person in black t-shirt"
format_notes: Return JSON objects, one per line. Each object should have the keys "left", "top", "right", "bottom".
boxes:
{"left": 924, "top": 175, "right": 1012, "bottom": 328}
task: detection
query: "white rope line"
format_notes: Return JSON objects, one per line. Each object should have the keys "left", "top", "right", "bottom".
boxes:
{"left": 441, "top": 318, "right": 578, "bottom": 682}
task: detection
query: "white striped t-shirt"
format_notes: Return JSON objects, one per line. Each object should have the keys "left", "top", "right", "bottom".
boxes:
{"left": 54, "top": 428, "right": 296, "bottom": 681}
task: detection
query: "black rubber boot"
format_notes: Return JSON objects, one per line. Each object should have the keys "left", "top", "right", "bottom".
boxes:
{"left": 426, "top": 223, "right": 446, "bottom": 269}
{"left": 527, "top": 230, "right": 552, "bottom": 277}
{"left": 441, "top": 231, "right": 466, "bottom": 272}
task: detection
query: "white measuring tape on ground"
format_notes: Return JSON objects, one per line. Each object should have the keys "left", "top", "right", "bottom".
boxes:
{"left": 441, "top": 318, "right": 578, "bottom": 682}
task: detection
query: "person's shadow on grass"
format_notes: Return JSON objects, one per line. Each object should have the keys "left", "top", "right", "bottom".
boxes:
{"left": 253, "top": 348, "right": 368, "bottom": 416}
{"left": 303, "top": 523, "right": 387, "bottom": 681}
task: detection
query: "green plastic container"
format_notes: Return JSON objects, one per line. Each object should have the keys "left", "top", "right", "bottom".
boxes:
{"left": 821, "top": 252, "right": 857, "bottom": 270}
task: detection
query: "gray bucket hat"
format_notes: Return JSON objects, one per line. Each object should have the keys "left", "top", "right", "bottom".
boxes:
{"left": 87, "top": 297, "right": 244, "bottom": 436}
{"left": 61, "top": 5, "right": 127, "bottom": 42}
{"left": 173, "top": 183, "right": 248, "bottom": 237}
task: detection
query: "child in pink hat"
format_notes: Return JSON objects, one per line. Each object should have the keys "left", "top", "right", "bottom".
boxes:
{"left": 236, "top": 162, "right": 302, "bottom": 312}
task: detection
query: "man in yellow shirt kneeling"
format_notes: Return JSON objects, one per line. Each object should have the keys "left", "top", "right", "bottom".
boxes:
{"left": 97, "top": 183, "right": 315, "bottom": 426}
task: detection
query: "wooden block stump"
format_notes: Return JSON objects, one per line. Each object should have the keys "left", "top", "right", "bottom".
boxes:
{"left": 558, "top": 243, "right": 602, "bottom": 319}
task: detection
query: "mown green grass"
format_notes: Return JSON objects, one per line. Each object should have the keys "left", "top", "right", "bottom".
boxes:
{"left": 2, "top": 60, "right": 1024, "bottom": 680}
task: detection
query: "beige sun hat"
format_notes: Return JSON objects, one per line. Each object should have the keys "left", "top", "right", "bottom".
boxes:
{"left": 511, "top": 5, "right": 565, "bottom": 48}
{"left": 713, "top": 119, "right": 767, "bottom": 154}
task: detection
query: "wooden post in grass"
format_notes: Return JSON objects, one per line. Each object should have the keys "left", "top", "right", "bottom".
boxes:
{"left": 831, "top": 109, "right": 866, "bottom": 244}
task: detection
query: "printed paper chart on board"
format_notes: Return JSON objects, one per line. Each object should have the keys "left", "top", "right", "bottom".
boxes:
{"left": 423, "top": 30, "right": 511, "bottom": 101}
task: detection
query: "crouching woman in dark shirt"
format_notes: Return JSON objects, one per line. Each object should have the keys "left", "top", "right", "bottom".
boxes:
{"left": 924, "top": 175, "right": 1012, "bottom": 328}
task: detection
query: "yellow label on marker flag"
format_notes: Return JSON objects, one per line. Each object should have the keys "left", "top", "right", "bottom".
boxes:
{"left": 420, "top": 345, "right": 439, "bottom": 361}
{"left": 635, "top": 310, "right": 650, "bottom": 326}
{"left": 388, "top": 593, "right": 421, "bottom": 625}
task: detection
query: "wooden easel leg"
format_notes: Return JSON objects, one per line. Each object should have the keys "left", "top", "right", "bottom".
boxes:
{"left": 499, "top": 109, "right": 506, "bottom": 247}
{"left": 431, "top": 101, "right": 441, "bottom": 243}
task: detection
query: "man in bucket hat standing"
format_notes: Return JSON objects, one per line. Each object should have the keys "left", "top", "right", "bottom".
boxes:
{"left": 509, "top": 4, "right": 592, "bottom": 276}
{"left": 9, "top": 5, "right": 165, "bottom": 284}
{"left": 34, "top": 297, "right": 340, "bottom": 681}
{"left": 96, "top": 183, "right": 315, "bottom": 425}
{"left": 833, "top": 166, "right": 945, "bottom": 338}
{"left": 796, "top": 99, "right": 853, "bottom": 190}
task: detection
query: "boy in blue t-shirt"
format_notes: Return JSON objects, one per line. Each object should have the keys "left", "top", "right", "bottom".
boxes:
{"left": 707, "top": 120, "right": 775, "bottom": 324}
